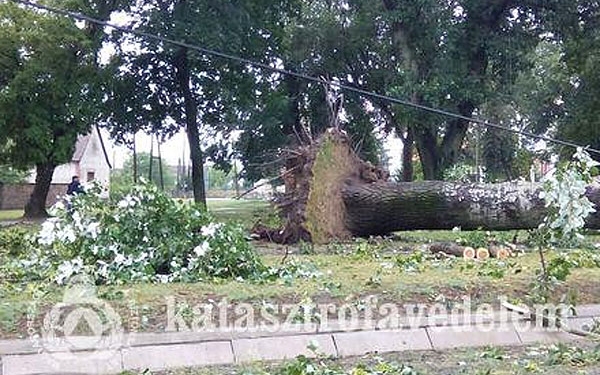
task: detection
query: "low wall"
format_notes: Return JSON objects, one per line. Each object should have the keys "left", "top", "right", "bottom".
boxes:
{"left": 0, "top": 183, "right": 69, "bottom": 210}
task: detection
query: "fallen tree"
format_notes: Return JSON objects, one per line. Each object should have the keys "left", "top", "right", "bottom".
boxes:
{"left": 254, "top": 129, "right": 600, "bottom": 244}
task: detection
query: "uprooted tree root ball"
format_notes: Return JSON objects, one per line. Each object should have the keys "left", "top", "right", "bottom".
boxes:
{"left": 252, "top": 129, "right": 388, "bottom": 244}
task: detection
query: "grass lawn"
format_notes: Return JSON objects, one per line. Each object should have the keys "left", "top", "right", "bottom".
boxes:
{"left": 207, "top": 198, "right": 275, "bottom": 228}
{"left": 0, "top": 210, "right": 23, "bottom": 221}
{"left": 2, "top": 235, "right": 600, "bottom": 339}
{"left": 0, "top": 200, "right": 268, "bottom": 226}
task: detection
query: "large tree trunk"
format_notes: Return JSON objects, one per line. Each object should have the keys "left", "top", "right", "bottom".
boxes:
{"left": 257, "top": 130, "right": 600, "bottom": 244}
{"left": 342, "top": 180, "right": 600, "bottom": 236}
{"left": 414, "top": 128, "right": 440, "bottom": 180}
{"left": 24, "top": 163, "right": 55, "bottom": 218}
{"left": 174, "top": 46, "right": 206, "bottom": 207}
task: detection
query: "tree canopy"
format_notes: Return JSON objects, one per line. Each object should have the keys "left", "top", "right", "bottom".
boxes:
{"left": 1, "top": 0, "right": 598, "bottom": 204}
{"left": 0, "top": 2, "right": 101, "bottom": 216}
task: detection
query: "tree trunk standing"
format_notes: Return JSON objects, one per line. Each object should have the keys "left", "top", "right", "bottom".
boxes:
{"left": 174, "top": 47, "right": 206, "bottom": 207}
{"left": 384, "top": 2, "right": 420, "bottom": 182}
{"left": 157, "top": 138, "right": 164, "bottom": 190}
{"left": 148, "top": 134, "right": 154, "bottom": 182}
{"left": 232, "top": 162, "right": 240, "bottom": 197}
{"left": 132, "top": 134, "right": 138, "bottom": 183}
{"left": 438, "top": 103, "right": 474, "bottom": 172}
{"left": 24, "top": 163, "right": 56, "bottom": 218}
{"left": 414, "top": 128, "right": 440, "bottom": 180}
{"left": 401, "top": 127, "right": 414, "bottom": 181}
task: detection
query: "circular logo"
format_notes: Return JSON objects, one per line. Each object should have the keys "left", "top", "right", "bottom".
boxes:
{"left": 28, "top": 274, "right": 130, "bottom": 364}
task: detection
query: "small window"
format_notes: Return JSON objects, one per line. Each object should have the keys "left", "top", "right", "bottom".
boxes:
{"left": 87, "top": 171, "right": 95, "bottom": 181}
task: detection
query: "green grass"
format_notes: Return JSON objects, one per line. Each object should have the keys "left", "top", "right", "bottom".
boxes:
{"left": 122, "top": 250, "right": 599, "bottom": 306}
{"left": 3, "top": 248, "right": 599, "bottom": 339}
{"left": 0, "top": 210, "right": 23, "bottom": 221}
{"left": 0, "top": 200, "right": 269, "bottom": 224}
{"left": 207, "top": 198, "right": 267, "bottom": 210}
{"left": 208, "top": 198, "right": 277, "bottom": 228}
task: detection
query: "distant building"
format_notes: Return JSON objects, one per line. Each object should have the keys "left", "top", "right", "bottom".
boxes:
{"left": 26, "top": 129, "right": 111, "bottom": 186}
{"left": 0, "top": 129, "right": 113, "bottom": 210}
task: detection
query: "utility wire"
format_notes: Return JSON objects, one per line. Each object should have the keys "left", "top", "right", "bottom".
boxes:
{"left": 11, "top": 0, "right": 600, "bottom": 155}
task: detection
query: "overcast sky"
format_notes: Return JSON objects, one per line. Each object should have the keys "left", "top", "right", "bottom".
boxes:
{"left": 108, "top": 130, "right": 404, "bottom": 173}
{"left": 108, "top": 130, "right": 188, "bottom": 168}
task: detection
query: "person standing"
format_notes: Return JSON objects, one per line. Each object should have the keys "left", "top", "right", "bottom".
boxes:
{"left": 67, "top": 175, "right": 85, "bottom": 195}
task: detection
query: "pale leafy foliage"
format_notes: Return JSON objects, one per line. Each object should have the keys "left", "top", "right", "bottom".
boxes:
{"left": 37, "top": 183, "right": 267, "bottom": 285}
{"left": 531, "top": 148, "right": 599, "bottom": 300}
{"left": 539, "top": 148, "right": 599, "bottom": 243}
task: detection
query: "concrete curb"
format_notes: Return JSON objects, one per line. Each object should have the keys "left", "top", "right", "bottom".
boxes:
{"left": 2, "top": 306, "right": 598, "bottom": 375}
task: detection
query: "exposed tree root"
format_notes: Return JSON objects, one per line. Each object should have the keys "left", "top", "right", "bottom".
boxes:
{"left": 252, "top": 129, "right": 387, "bottom": 244}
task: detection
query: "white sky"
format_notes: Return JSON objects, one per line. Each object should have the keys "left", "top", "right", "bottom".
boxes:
{"left": 108, "top": 130, "right": 189, "bottom": 168}
{"left": 108, "top": 129, "right": 404, "bottom": 172}
{"left": 384, "top": 133, "right": 404, "bottom": 173}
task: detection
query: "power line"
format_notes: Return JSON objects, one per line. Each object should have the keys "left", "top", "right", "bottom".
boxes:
{"left": 11, "top": 0, "right": 600, "bottom": 155}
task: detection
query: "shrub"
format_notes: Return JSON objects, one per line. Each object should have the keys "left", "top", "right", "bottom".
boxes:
{"left": 530, "top": 148, "right": 600, "bottom": 301}
{"left": 0, "top": 226, "right": 35, "bottom": 256}
{"left": 37, "top": 183, "right": 266, "bottom": 285}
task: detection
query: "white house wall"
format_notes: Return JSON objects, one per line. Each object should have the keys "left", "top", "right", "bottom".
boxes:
{"left": 54, "top": 162, "right": 79, "bottom": 184}
{"left": 79, "top": 132, "right": 110, "bottom": 185}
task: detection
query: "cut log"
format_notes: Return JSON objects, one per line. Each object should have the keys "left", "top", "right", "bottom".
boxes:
{"left": 257, "top": 129, "right": 600, "bottom": 244}
{"left": 476, "top": 247, "right": 490, "bottom": 260}
{"left": 463, "top": 246, "right": 476, "bottom": 259}
{"left": 429, "top": 242, "right": 465, "bottom": 257}
{"left": 428, "top": 243, "right": 479, "bottom": 259}
{"left": 489, "top": 245, "right": 511, "bottom": 259}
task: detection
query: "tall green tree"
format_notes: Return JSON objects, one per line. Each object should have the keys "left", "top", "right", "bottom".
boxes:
{"left": 336, "top": 0, "right": 543, "bottom": 179}
{"left": 0, "top": 3, "right": 99, "bottom": 217}
{"left": 515, "top": 2, "right": 600, "bottom": 160}
{"left": 552, "top": 1, "right": 600, "bottom": 159}
{"left": 105, "top": 0, "right": 301, "bottom": 202}
{"left": 243, "top": 0, "right": 578, "bottom": 180}
{"left": 0, "top": 0, "right": 130, "bottom": 217}
{"left": 236, "top": 1, "right": 384, "bottom": 182}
